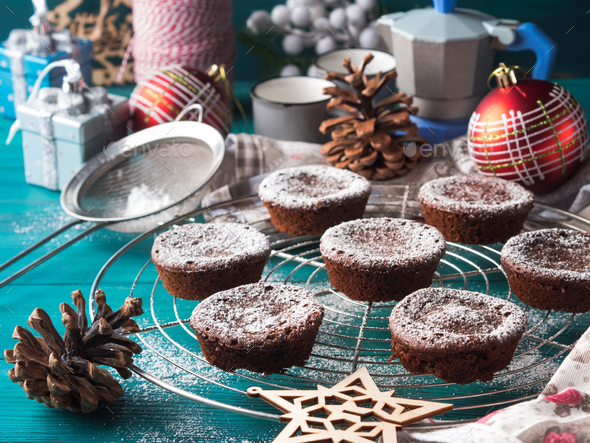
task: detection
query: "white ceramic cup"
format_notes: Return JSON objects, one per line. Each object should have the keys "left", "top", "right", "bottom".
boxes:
{"left": 311, "top": 48, "right": 397, "bottom": 103}
{"left": 250, "top": 76, "right": 336, "bottom": 143}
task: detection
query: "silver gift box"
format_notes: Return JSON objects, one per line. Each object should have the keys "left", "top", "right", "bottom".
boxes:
{"left": 17, "top": 89, "right": 128, "bottom": 191}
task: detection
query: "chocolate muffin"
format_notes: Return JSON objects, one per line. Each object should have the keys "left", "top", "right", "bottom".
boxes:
{"left": 501, "top": 229, "right": 590, "bottom": 313}
{"left": 320, "top": 218, "right": 446, "bottom": 302}
{"left": 390, "top": 288, "right": 527, "bottom": 384}
{"left": 151, "top": 223, "right": 271, "bottom": 300}
{"left": 258, "top": 165, "right": 372, "bottom": 236}
{"left": 190, "top": 282, "right": 324, "bottom": 374}
{"left": 419, "top": 175, "right": 534, "bottom": 244}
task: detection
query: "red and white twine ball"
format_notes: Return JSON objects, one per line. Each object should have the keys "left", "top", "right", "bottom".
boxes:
{"left": 130, "top": 0, "right": 236, "bottom": 84}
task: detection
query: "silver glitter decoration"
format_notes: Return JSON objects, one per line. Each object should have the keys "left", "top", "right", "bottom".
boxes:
{"left": 37, "top": 108, "right": 58, "bottom": 190}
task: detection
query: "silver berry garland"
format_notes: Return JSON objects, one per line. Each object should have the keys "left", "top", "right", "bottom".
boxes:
{"left": 246, "top": 0, "right": 384, "bottom": 76}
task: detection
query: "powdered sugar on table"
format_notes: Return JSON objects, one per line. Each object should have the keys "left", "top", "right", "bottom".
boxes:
{"left": 419, "top": 175, "right": 533, "bottom": 216}
{"left": 389, "top": 288, "right": 528, "bottom": 355}
{"left": 258, "top": 165, "right": 371, "bottom": 210}
{"left": 151, "top": 223, "right": 270, "bottom": 271}
{"left": 320, "top": 218, "right": 446, "bottom": 268}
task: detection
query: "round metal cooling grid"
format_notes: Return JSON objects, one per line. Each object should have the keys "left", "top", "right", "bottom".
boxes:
{"left": 90, "top": 185, "right": 589, "bottom": 428}
{"left": 131, "top": 238, "right": 574, "bottom": 392}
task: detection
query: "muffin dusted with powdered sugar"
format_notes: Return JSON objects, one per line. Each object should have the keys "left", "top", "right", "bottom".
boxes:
{"left": 501, "top": 229, "right": 590, "bottom": 313}
{"left": 390, "top": 288, "right": 527, "bottom": 384}
{"left": 152, "top": 223, "right": 271, "bottom": 300}
{"left": 419, "top": 175, "right": 533, "bottom": 244}
{"left": 190, "top": 282, "right": 324, "bottom": 374}
{"left": 258, "top": 165, "right": 371, "bottom": 236}
{"left": 320, "top": 218, "right": 446, "bottom": 302}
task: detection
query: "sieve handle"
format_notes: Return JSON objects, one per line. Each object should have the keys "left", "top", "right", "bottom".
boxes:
{"left": 174, "top": 103, "right": 204, "bottom": 123}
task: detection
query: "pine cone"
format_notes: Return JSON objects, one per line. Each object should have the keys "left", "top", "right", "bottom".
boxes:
{"left": 4, "top": 289, "right": 143, "bottom": 413}
{"left": 319, "top": 53, "right": 428, "bottom": 180}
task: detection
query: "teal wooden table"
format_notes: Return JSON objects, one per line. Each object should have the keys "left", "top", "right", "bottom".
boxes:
{"left": 1, "top": 80, "right": 589, "bottom": 443}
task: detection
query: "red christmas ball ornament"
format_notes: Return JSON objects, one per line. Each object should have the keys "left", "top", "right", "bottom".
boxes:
{"left": 468, "top": 64, "right": 588, "bottom": 194}
{"left": 129, "top": 65, "right": 232, "bottom": 137}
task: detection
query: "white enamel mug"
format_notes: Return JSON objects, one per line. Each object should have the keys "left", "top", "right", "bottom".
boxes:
{"left": 311, "top": 48, "right": 397, "bottom": 103}
{"left": 250, "top": 76, "right": 336, "bottom": 143}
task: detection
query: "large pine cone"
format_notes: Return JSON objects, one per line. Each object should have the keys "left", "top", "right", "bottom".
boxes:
{"left": 319, "top": 54, "right": 428, "bottom": 180}
{"left": 5, "top": 289, "right": 143, "bottom": 413}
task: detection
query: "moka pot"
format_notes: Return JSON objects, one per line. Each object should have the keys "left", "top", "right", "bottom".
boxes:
{"left": 377, "top": 0, "right": 557, "bottom": 143}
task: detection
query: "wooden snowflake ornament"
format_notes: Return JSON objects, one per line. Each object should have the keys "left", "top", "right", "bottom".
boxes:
{"left": 247, "top": 366, "right": 453, "bottom": 443}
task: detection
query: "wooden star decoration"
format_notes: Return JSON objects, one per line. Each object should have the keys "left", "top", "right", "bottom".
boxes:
{"left": 247, "top": 366, "right": 453, "bottom": 443}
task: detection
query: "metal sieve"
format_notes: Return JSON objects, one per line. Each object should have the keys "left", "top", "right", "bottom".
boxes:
{"left": 0, "top": 104, "right": 225, "bottom": 288}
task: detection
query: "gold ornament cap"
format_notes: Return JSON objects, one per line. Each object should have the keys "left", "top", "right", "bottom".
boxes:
{"left": 487, "top": 63, "right": 526, "bottom": 89}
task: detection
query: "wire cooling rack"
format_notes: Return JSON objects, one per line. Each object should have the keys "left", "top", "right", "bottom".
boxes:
{"left": 89, "top": 184, "right": 590, "bottom": 429}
